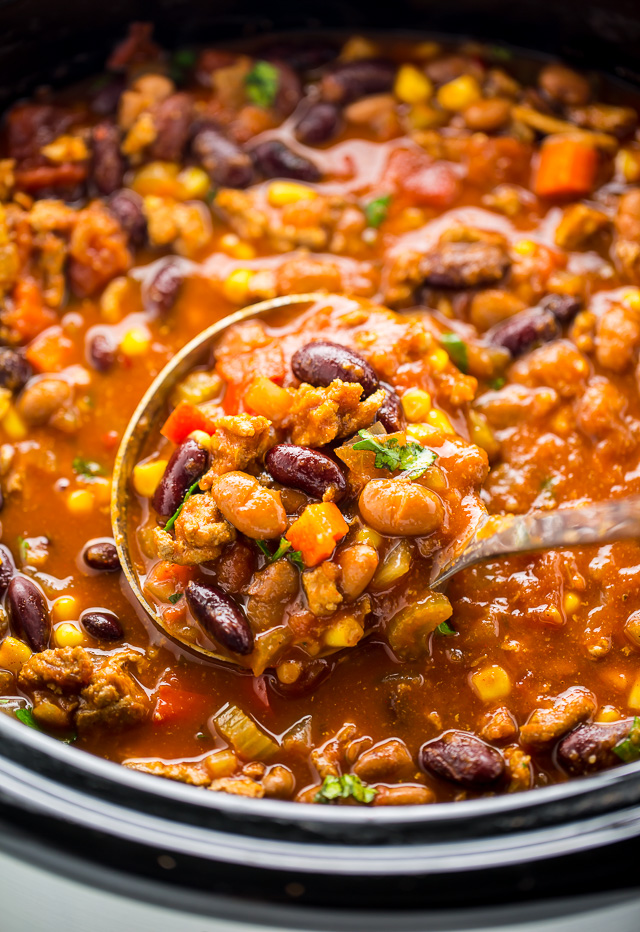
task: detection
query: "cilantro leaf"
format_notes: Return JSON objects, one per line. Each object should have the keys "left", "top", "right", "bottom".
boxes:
{"left": 169, "top": 48, "right": 197, "bottom": 84}
{"left": 15, "top": 707, "right": 41, "bottom": 731}
{"left": 245, "top": 61, "right": 280, "bottom": 108}
{"left": 256, "top": 537, "right": 304, "bottom": 569}
{"left": 73, "top": 457, "right": 104, "bottom": 478}
{"left": 205, "top": 187, "right": 217, "bottom": 205}
{"left": 352, "top": 429, "right": 437, "bottom": 479}
{"left": 488, "top": 376, "right": 506, "bottom": 390}
{"left": 436, "top": 620, "right": 456, "bottom": 636}
{"left": 614, "top": 717, "right": 640, "bottom": 763}
{"left": 440, "top": 333, "right": 468, "bottom": 373}
{"left": 164, "top": 478, "right": 203, "bottom": 532}
{"left": 168, "top": 592, "right": 183, "bottom": 605}
{"left": 287, "top": 549, "right": 305, "bottom": 570}
{"left": 364, "top": 194, "right": 391, "bottom": 229}
{"left": 315, "top": 773, "right": 377, "bottom": 804}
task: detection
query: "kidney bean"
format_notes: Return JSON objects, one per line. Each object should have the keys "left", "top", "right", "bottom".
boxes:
{"left": 360, "top": 479, "right": 444, "bottom": 536}
{"left": 185, "top": 581, "right": 253, "bottom": 655}
{"left": 251, "top": 140, "right": 321, "bottom": 183}
{"left": 0, "top": 348, "right": 32, "bottom": 393}
{"left": 107, "top": 189, "right": 147, "bottom": 246}
{"left": 540, "top": 293, "right": 582, "bottom": 325}
{"left": 556, "top": 720, "right": 633, "bottom": 776}
{"left": 82, "top": 540, "right": 120, "bottom": 572}
{"left": 88, "top": 332, "right": 116, "bottom": 372}
{"left": 191, "top": 127, "right": 254, "bottom": 188}
{"left": 294, "top": 102, "right": 342, "bottom": 145}
{"left": 486, "top": 307, "right": 559, "bottom": 357}
{"left": 91, "top": 122, "right": 125, "bottom": 196}
{"left": 0, "top": 544, "right": 15, "bottom": 594}
{"left": 215, "top": 540, "right": 256, "bottom": 594}
{"left": 273, "top": 62, "right": 303, "bottom": 116}
{"left": 321, "top": 59, "right": 397, "bottom": 104}
{"left": 377, "top": 383, "right": 405, "bottom": 433}
{"left": 291, "top": 341, "right": 379, "bottom": 396}
{"left": 81, "top": 609, "right": 124, "bottom": 641}
{"left": 420, "top": 731, "right": 505, "bottom": 788}
{"left": 7, "top": 576, "right": 50, "bottom": 652}
{"left": 266, "top": 444, "right": 347, "bottom": 502}
{"left": 152, "top": 439, "right": 209, "bottom": 518}
{"left": 261, "top": 40, "right": 338, "bottom": 72}
{"left": 149, "top": 93, "right": 193, "bottom": 162}
{"left": 144, "top": 259, "right": 184, "bottom": 315}
{"left": 91, "top": 75, "right": 126, "bottom": 115}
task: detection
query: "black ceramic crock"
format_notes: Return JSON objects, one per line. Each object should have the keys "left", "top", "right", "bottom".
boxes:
{"left": 1, "top": 1, "right": 640, "bottom": 925}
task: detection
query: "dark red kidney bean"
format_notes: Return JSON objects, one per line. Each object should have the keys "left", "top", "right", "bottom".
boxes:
{"left": 185, "top": 581, "right": 253, "bottom": 655}
{"left": 270, "top": 658, "right": 332, "bottom": 697}
{"left": 321, "top": 59, "right": 397, "bottom": 104}
{"left": 295, "top": 102, "right": 342, "bottom": 145}
{"left": 91, "top": 122, "right": 125, "bottom": 196}
{"left": 82, "top": 540, "right": 120, "bottom": 572}
{"left": 215, "top": 540, "right": 256, "bottom": 594}
{"left": 0, "top": 544, "right": 15, "bottom": 594}
{"left": 0, "top": 348, "right": 32, "bottom": 393}
{"left": 191, "top": 127, "right": 254, "bottom": 188}
{"left": 152, "top": 439, "right": 209, "bottom": 518}
{"left": 107, "top": 189, "right": 147, "bottom": 246}
{"left": 291, "top": 340, "right": 379, "bottom": 397}
{"left": 91, "top": 75, "right": 126, "bottom": 115}
{"left": 486, "top": 307, "right": 559, "bottom": 357}
{"left": 7, "top": 576, "right": 50, "bottom": 652}
{"left": 251, "top": 140, "right": 321, "bottom": 183}
{"left": 261, "top": 41, "right": 338, "bottom": 72}
{"left": 540, "top": 293, "right": 582, "bottom": 325}
{"left": 266, "top": 444, "right": 347, "bottom": 502}
{"left": 88, "top": 331, "right": 116, "bottom": 372}
{"left": 419, "top": 731, "right": 505, "bottom": 788}
{"left": 273, "top": 62, "right": 303, "bottom": 116}
{"left": 556, "top": 720, "right": 633, "bottom": 776}
{"left": 144, "top": 259, "right": 184, "bottom": 316}
{"left": 149, "top": 93, "right": 193, "bottom": 162}
{"left": 81, "top": 609, "right": 124, "bottom": 641}
{"left": 377, "top": 382, "right": 405, "bottom": 433}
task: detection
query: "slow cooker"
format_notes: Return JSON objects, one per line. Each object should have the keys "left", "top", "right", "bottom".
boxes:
{"left": 2, "top": 2, "right": 640, "bottom": 929}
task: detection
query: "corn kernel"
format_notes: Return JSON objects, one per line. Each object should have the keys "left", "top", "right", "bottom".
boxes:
{"left": 220, "top": 234, "right": 257, "bottom": 260}
{"left": 394, "top": 64, "right": 433, "bottom": 104}
{"left": 121, "top": 327, "right": 151, "bottom": 357}
{"left": 67, "top": 489, "right": 95, "bottom": 515}
{"left": 222, "top": 268, "right": 254, "bottom": 304}
{"left": 0, "top": 636, "right": 32, "bottom": 672}
{"left": 437, "top": 74, "right": 481, "bottom": 112}
{"left": 354, "top": 525, "right": 383, "bottom": 548}
{"left": 54, "top": 622, "right": 84, "bottom": 648}
{"left": 267, "top": 181, "right": 317, "bottom": 207}
{"left": 468, "top": 410, "right": 500, "bottom": 459}
{"left": 427, "top": 348, "right": 449, "bottom": 372}
{"left": 471, "top": 664, "right": 512, "bottom": 702}
{"left": 131, "top": 161, "right": 180, "bottom": 198}
{"left": 397, "top": 207, "right": 427, "bottom": 231}
{"left": 276, "top": 660, "right": 303, "bottom": 685}
{"left": 426, "top": 408, "right": 454, "bottom": 434}
{"left": 596, "top": 705, "right": 622, "bottom": 723}
{"left": 406, "top": 423, "right": 440, "bottom": 443}
{"left": 324, "top": 616, "right": 364, "bottom": 648}
{"left": 41, "top": 135, "right": 89, "bottom": 163}
{"left": 616, "top": 148, "right": 640, "bottom": 184}
{"left": 188, "top": 430, "right": 212, "bottom": 450}
{"left": 177, "top": 166, "right": 210, "bottom": 200}
{"left": 402, "top": 387, "right": 432, "bottom": 422}
{"left": 629, "top": 674, "right": 640, "bottom": 711}
{"left": 2, "top": 406, "right": 27, "bottom": 440}
{"left": 513, "top": 239, "right": 537, "bottom": 256}
{"left": 623, "top": 288, "right": 640, "bottom": 312}
{"left": 52, "top": 596, "right": 79, "bottom": 623}
{"left": 90, "top": 476, "right": 112, "bottom": 506}
{"left": 100, "top": 277, "right": 131, "bottom": 323}
{"left": 133, "top": 459, "right": 168, "bottom": 498}
{"left": 563, "top": 591, "right": 581, "bottom": 615}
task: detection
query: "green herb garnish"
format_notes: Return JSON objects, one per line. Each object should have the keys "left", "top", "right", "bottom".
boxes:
{"left": 15, "top": 707, "right": 41, "bottom": 731}
{"left": 245, "top": 61, "right": 280, "bottom": 108}
{"left": 440, "top": 333, "right": 468, "bottom": 373}
{"left": 169, "top": 48, "right": 197, "bottom": 84}
{"left": 614, "top": 717, "right": 640, "bottom": 763}
{"left": 17, "top": 536, "right": 30, "bottom": 560}
{"left": 364, "top": 194, "right": 392, "bottom": 229}
{"left": 488, "top": 376, "right": 506, "bottom": 390}
{"left": 72, "top": 457, "right": 104, "bottom": 478}
{"left": 168, "top": 592, "right": 183, "bottom": 605}
{"left": 257, "top": 537, "right": 304, "bottom": 569}
{"left": 315, "top": 773, "right": 377, "bottom": 804}
{"left": 436, "top": 620, "right": 456, "bottom": 636}
{"left": 487, "top": 45, "right": 513, "bottom": 61}
{"left": 205, "top": 187, "right": 217, "bottom": 205}
{"left": 352, "top": 429, "right": 437, "bottom": 479}
{"left": 164, "top": 478, "right": 203, "bottom": 532}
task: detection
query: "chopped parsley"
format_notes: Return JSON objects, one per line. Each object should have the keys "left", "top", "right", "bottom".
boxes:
{"left": 436, "top": 620, "right": 456, "bottom": 636}
{"left": 364, "top": 194, "right": 392, "bottom": 229}
{"left": 440, "top": 333, "right": 468, "bottom": 373}
{"left": 168, "top": 592, "right": 183, "bottom": 605}
{"left": 164, "top": 478, "right": 203, "bottom": 532}
{"left": 488, "top": 376, "right": 506, "bottom": 390}
{"left": 257, "top": 537, "right": 304, "bottom": 569}
{"left": 315, "top": 773, "right": 377, "bottom": 804}
{"left": 72, "top": 457, "right": 104, "bottom": 478}
{"left": 352, "top": 429, "right": 437, "bottom": 479}
{"left": 614, "top": 717, "right": 640, "bottom": 763}
{"left": 205, "top": 187, "right": 217, "bottom": 205}
{"left": 245, "top": 61, "right": 280, "bottom": 108}
{"left": 15, "top": 707, "right": 41, "bottom": 731}
{"left": 17, "top": 536, "right": 30, "bottom": 560}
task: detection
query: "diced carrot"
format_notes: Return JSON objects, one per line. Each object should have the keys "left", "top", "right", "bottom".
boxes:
{"left": 152, "top": 561, "right": 195, "bottom": 585}
{"left": 534, "top": 136, "right": 598, "bottom": 199}
{"left": 25, "top": 325, "right": 74, "bottom": 372}
{"left": 286, "top": 503, "right": 349, "bottom": 567}
{"left": 216, "top": 342, "right": 285, "bottom": 390}
{"left": 244, "top": 377, "right": 292, "bottom": 420}
{"left": 161, "top": 401, "right": 216, "bottom": 444}
{"left": 4, "top": 280, "right": 57, "bottom": 342}
{"left": 153, "top": 683, "right": 211, "bottom": 724}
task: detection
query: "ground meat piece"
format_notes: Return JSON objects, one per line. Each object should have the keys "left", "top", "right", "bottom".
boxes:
{"left": 245, "top": 560, "right": 299, "bottom": 631}
{"left": 352, "top": 738, "right": 414, "bottom": 782}
{"left": 76, "top": 650, "right": 150, "bottom": 733}
{"left": 519, "top": 686, "right": 596, "bottom": 748}
{"left": 150, "top": 93, "right": 193, "bottom": 162}
{"left": 475, "top": 384, "right": 559, "bottom": 429}
{"left": 19, "top": 646, "right": 94, "bottom": 693}
{"left": 209, "top": 776, "right": 265, "bottom": 797}
{"left": 510, "top": 341, "right": 590, "bottom": 398}
{"left": 200, "top": 414, "right": 273, "bottom": 486}
{"left": 479, "top": 706, "right": 518, "bottom": 743}
{"left": 124, "top": 758, "right": 212, "bottom": 786}
{"left": 595, "top": 302, "right": 640, "bottom": 372}
{"left": 504, "top": 746, "right": 533, "bottom": 792}
{"left": 575, "top": 378, "right": 633, "bottom": 448}
{"left": 554, "top": 203, "right": 610, "bottom": 250}
{"left": 302, "top": 562, "right": 343, "bottom": 617}
{"left": 68, "top": 203, "right": 131, "bottom": 297}
{"left": 285, "top": 379, "right": 384, "bottom": 447}
{"left": 154, "top": 491, "right": 236, "bottom": 565}
{"left": 420, "top": 229, "right": 511, "bottom": 289}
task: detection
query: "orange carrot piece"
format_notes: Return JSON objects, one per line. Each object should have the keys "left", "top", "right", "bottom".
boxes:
{"left": 25, "top": 325, "right": 74, "bottom": 372}
{"left": 4, "top": 280, "right": 57, "bottom": 341}
{"left": 286, "top": 502, "right": 349, "bottom": 567}
{"left": 161, "top": 401, "right": 216, "bottom": 444}
{"left": 534, "top": 137, "right": 598, "bottom": 199}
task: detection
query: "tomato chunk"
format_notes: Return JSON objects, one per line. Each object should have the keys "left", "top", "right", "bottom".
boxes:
{"left": 161, "top": 401, "right": 216, "bottom": 444}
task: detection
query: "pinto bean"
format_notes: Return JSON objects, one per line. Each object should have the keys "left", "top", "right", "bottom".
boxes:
{"left": 556, "top": 719, "right": 633, "bottom": 775}
{"left": 185, "top": 580, "right": 253, "bottom": 655}
{"left": 372, "top": 784, "right": 435, "bottom": 805}
{"left": 88, "top": 332, "right": 116, "bottom": 372}
{"left": 251, "top": 140, "right": 321, "bottom": 182}
{"left": 520, "top": 686, "right": 597, "bottom": 748}
{"left": 81, "top": 610, "right": 124, "bottom": 641}
{"left": 262, "top": 763, "right": 296, "bottom": 798}
{"left": 192, "top": 127, "right": 254, "bottom": 188}
{"left": 7, "top": 576, "right": 50, "bottom": 652}
{"left": 353, "top": 738, "right": 413, "bottom": 782}
{"left": 91, "top": 122, "right": 125, "bottom": 195}
{"left": 377, "top": 383, "right": 405, "bottom": 432}
{"left": 539, "top": 63, "right": 590, "bottom": 107}
{"left": 0, "top": 544, "right": 15, "bottom": 594}
{"left": 0, "top": 348, "right": 32, "bottom": 393}
{"left": 291, "top": 341, "right": 379, "bottom": 396}
{"left": 107, "top": 189, "right": 147, "bottom": 246}
{"left": 149, "top": 92, "right": 192, "bottom": 162}
{"left": 419, "top": 731, "right": 505, "bottom": 788}
{"left": 152, "top": 439, "right": 209, "bottom": 518}
{"left": 144, "top": 259, "right": 184, "bottom": 315}
{"left": 486, "top": 307, "right": 559, "bottom": 357}
{"left": 16, "top": 378, "right": 72, "bottom": 426}
{"left": 335, "top": 543, "right": 379, "bottom": 600}
{"left": 359, "top": 479, "right": 444, "bottom": 536}
{"left": 214, "top": 540, "right": 256, "bottom": 594}
{"left": 539, "top": 293, "right": 582, "bottom": 325}
{"left": 210, "top": 471, "right": 287, "bottom": 540}
{"left": 463, "top": 98, "right": 511, "bottom": 132}
{"left": 82, "top": 540, "right": 120, "bottom": 572}
{"left": 266, "top": 444, "right": 347, "bottom": 502}
{"left": 321, "top": 59, "right": 396, "bottom": 104}
{"left": 294, "top": 102, "right": 342, "bottom": 145}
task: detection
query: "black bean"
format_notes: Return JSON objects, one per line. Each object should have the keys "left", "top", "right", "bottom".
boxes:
{"left": 0, "top": 544, "right": 15, "bottom": 594}
{"left": 321, "top": 59, "right": 397, "bottom": 104}
{"left": 251, "top": 140, "right": 321, "bottom": 183}
{"left": 149, "top": 93, "right": 192, "bottom": 162}
{"left": 88, "top": 332, "right": 116, "bottom": 373}
{"left": 185, "top": 581, "right": 253, "bottom": 655}
{"left": 291, "top": 340, "right": 379, "bottom": 396}
{"left": 107, "top": 189, "right": 147, "bottom": 247}
{"left": 191, "top": 127, "right": 254, "bottom": 188}
{"left": 486, "top": 307, "right": 559, "bottom": 357}
{"left": 556, "top": 720, "right": 633, "bottom": 776}
{"left": 82, "top": 539, "right": 120, "bottom": 572}
{"left": 144, "top": 259, "right": 184, "bottom": 316}
{"left": 377, "top": 382, "right": 406, "bottom": 433}
{"left": 7, "top": 576, "right": 50, "bottom": 652}
{"left": 295, "top": 102, "right": 342, "bottom": 145}
{"left": 91, "top": 121, "right": 125, "bottom": 196}
{"left": 260, "top": 41, "right": 338, "bottom": 73}
{"left": 0, "top": 348, "right": 32, "bottom": 393}
{"left": 419, "top": 731, "right": 505, "bottom": 789}
{"left": 81, "top": 609, "right": 124, "bottom": 641}
{"left": 540, "top": 293, "right": 582, "bottom": 325}
{"left": 266, "top": 444, "right": 347, "bottom": 502}
{"left": 152, "top": 439, "right": 209, "bottom": 518}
